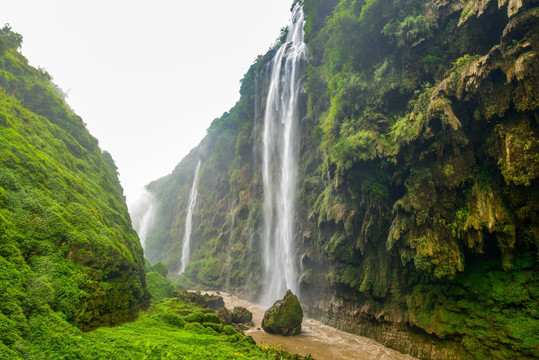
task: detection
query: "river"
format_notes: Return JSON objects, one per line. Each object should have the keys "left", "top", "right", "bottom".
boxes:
{"left": 208, "top": 291, "right": 417, "bottom": 360}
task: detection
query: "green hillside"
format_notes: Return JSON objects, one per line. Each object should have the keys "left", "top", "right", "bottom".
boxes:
{"left": 0, "top": 25, "right": 150, "bottom": 357}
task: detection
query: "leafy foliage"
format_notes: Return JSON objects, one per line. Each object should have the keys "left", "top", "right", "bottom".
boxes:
{"left": 0, "top": 25, "right": 149, "bottom": 356}
{"left": 18, "top": 291, "right": 311, "bottom": 360}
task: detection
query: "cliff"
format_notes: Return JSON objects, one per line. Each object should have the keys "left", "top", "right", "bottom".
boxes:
{"left": 144, "top": 1, "right": 538, "bottom": 359}
{"left": 0, "top": 26, "right": 149, "bottom": 357}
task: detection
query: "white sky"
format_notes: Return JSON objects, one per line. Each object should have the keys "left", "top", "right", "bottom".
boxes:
{"left": 1, "top": 0, "right": 293, "bottom": 202}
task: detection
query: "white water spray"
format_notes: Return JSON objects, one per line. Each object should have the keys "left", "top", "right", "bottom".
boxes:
{"left": 261, "top": 4, "right": 306, "bottom": 305}
{"left": 179, "top": 160, "right": 201, "bottom": 274}
{"left": 129, "top": 189, "right": 157, "bottom": 248}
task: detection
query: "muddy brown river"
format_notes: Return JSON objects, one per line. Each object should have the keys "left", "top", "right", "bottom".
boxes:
{"left": 207, "top": 291, "right": 417, "bottom": 360}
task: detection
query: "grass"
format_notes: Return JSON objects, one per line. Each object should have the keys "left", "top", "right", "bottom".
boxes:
{"left": 14, "top": 294, "right": 311, "bottom": 360}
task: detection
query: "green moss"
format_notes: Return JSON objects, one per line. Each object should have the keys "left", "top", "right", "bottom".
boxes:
{"left": 0, "top": 25, "right": 150, "bottom": 356}
{"left": 20, "top": 294, "right": 310, "bottom": 360}
{"left": 146, "top": 271, "right": 176, "bottom": 301}
{"left": 489, "top": 117, "right": 539, "bottom": 186}
{"left": 262, "top": 290, "right": 303, "bottom": 336}
{"left": 183, "top": 311, "right": 205, "bottom": 324}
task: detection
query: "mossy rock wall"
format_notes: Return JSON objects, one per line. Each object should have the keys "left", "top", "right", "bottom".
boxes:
{"left": 0, "top": 26, "right": 149, "bottom": 356}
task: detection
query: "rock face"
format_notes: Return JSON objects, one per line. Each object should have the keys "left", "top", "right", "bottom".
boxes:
{"left": 262, "top": 290, "right": 303, "bottom": 336}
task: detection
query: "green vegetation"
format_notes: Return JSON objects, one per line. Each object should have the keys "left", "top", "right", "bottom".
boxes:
{"left": 7, "top": 290, "right": 311, "bottom": 360}
{"left": 144, "top": 262, "right": 177, "bottom": 301}
{"left": 0, "top": 25, "right": 149, "bottom": 356}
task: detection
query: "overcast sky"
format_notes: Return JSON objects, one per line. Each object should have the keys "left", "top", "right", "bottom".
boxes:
{"left": 1, "top": 0, "right": 293, "bottom": 203}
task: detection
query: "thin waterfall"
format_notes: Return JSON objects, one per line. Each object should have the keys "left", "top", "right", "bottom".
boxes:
{"left": 129, "top": 188, "right": 156, "bottom": 249}
{"left": 224, "top": 206, "right": 236, "bottom": 291}
{"left": 261, "top": 4, "right": 306, "bottom": 306}
{"left": 179, "top": 159, "right": 202, "bottom": 274}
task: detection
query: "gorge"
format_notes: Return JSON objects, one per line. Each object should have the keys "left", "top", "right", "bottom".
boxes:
{"left": 1, "top": 0, "right": 537, "bottom": 359}
{"left": 143, "top": 0, "right": 539, "bottom": 359}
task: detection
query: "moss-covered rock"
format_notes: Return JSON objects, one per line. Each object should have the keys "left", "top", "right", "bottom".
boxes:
{"left": 173, "top": 291, "right": 225, "bottom": 311}
{"left": 262, "top": 290, "right": 303, "bottom": 336}
{"left": 232, "top": 307, "right": 253, "bottom": 324}
{"left": 217, "top": 307, "right": 234, "bottom": 325}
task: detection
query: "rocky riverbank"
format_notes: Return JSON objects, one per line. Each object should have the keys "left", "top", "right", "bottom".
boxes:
{"left": 208, "top": 291, "right": 417, "bottom": 360}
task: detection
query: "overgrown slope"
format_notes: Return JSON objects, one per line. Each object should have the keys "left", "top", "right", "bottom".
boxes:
{"left": 0, "top": 26, "right": 149, "bottom": 358}
{"left": 145, "top": 1, "right": 538, "bottom": 359}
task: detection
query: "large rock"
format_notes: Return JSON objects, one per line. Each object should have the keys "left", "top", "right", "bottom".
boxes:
{"left": 217, "top": 307, "right": 233, "bottom": 324}
{"left": 261, "top": 290, "right": 303, "bottom": 336}
{"left": 232, "top": 307, "right": 253, "bottom": 324}
{"left": 173, "top": 291, "right": 225, "bottom": 311}
{"left": 217, "top": 306, "right": 253, "bottom": 325}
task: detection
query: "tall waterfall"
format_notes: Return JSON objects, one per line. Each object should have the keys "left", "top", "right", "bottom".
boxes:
{"left": 261, "top": 4, "right": 306, "bottom": 306}
{"left": 129, "top": 189, "right": 156, "bottom": 248}
{"left": 179, "top": 160, "right": 201, "bottom": 274}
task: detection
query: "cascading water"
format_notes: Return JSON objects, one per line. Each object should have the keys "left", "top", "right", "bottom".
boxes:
{"left": 129, "top": 189, "right": 157, "bottom": 248}
{"left": 261, "top": 4, "right": 306, "bottom": 306}
{"left": 179, "top": 160, "right": 201, "bottom": 274}
{"left": 224, "top": 206, "right": 236, "bottom": 291}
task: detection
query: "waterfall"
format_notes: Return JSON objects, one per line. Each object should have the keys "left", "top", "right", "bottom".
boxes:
{"left": 261, "top": 4, "right": 306, "bottom": 306}
{"left": 179, "top": 159, "right": 202, "bottom": 274}
{"left": 129, "top": 188, "right": 156, "bottom": 248}
{"left": 224, "top": 206, "right": 236, "bottom": 292}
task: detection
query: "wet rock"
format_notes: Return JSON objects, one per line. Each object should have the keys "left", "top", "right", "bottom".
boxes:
{"left": 262, "top": 290, "right": 303, "bottom": 336}
{"left": 233, "top": 323, "right": 250, "bottom": 332}
{"left": 217, "top": 307, "right": 233, "bottom": 325}
{"left": 217, "top": 306, "right": 253, "bottom": 326}
{"left": 232, "top": 306, "right": 253, "bottom": 324}
{"left": 203, "top": 294, "right": 226, "bottom": 310}
{"left": 172, "top": 290, "right": 225, "bottom": 311}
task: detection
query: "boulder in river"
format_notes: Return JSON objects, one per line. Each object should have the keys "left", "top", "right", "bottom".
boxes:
{"left": 261, "top": 290, "right": 303, "bottom": 336}
{"left": 232, "top": 306, "right": 253, "bottom": 324}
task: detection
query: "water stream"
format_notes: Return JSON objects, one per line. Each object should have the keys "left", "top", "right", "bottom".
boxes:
{"left": 224, "top": 205, "right": 236, "bottom": 291}
{"left": 179, "top": 159, "right": 201, "bottom": 274}
{"left": 129, "top": 188, "right": 157, "bottom": 248}
{"left": 213, "top": 291, "right": 417, "bottom": 360}
{"left": 261, "top": 3, "right": 307, "bottom": 306}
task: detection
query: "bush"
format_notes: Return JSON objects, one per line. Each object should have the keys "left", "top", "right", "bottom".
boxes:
{"left": 202, "top": 312, "right": 221, "bottom": 324}
{"left": 183, "top": 311, "right": 204, "bottom": 324}
{"left": 203, "top": 322, "right": 223, "bottom": 333}
{"left": 222, "top": 325, "right": 236, "bottom": 336}
{"left": 152, "top": 262, "right": 168, "bottom": 277}
{"left": 154, "top": 314, "right": 186, "bottom": 328}
{"left": 146, "top": 272, "right": 175, "bottom": 301}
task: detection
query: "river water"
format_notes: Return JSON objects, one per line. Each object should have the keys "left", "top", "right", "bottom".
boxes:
{"left": 210, "top": 291, "right": 417, "bottom": 360}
